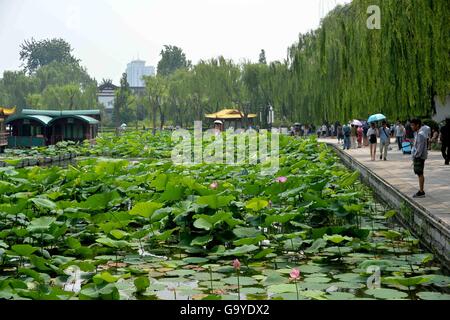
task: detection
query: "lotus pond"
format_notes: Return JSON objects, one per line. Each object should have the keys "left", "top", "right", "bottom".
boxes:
{"left": 0, "top": 133, "right": 449, "bottom": 300}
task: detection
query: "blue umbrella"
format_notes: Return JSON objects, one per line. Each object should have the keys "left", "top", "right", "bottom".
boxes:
{"left": 368, "top": 114, "right": 386, "bottom": 123}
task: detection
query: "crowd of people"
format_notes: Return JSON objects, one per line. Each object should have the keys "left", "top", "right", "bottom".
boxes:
{"left": 306, "top": 118, "right": 450, "bottom": 199}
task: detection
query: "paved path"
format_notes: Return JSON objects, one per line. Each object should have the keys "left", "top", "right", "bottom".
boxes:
{"left": 319, "top": 138, "right": 450, "bottom": 227}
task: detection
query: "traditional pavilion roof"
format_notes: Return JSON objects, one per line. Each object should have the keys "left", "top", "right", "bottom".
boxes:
{"left": 48, "top": 115, "right": 99, "bottom": 125}
{"left": 5, "top": 114, "right": 53, "bottom": 126}
{"left": 6, "top": 109, "right": 100, "bottom": 126}
{"left": 22, "top": 109, "right": 100, "bottom": 117}
{"left": 205, "top": 109, "right": 257, "bottom": 120}
{"left": 0, "top": 106, "right": 16, "bottom": 116}
{"left": 98, "top": 83, "right": 118, "bottom": 91}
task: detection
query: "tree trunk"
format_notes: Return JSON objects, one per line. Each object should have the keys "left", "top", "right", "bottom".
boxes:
{"left": 159, "top": 106, "right": 165, "bottom": 130}
{"left": 152, "top": 105, "right": 157, "bottom": 135}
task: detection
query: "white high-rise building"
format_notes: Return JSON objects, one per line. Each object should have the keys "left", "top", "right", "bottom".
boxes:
{"left": 125, "top": 60, "right": 155, "bottom": 88}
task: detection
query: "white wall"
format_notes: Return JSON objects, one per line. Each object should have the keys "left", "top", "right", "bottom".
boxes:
{"left": 433, "top": 95, "right": 450, "bottom": 123}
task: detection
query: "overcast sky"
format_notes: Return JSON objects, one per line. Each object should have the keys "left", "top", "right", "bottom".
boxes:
{"left": 0, "top": 0, "right": 351, "bottom": 83}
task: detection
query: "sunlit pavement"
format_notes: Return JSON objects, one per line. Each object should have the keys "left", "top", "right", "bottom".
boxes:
{"left": 319, "top": 137, "right": 450, "bottom": 227}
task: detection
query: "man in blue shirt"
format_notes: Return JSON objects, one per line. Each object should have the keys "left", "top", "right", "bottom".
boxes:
{"left": 411, "top": 119, "right": 428, "bottom": 198}
{"left": 342, "top": 124, "right": 351, "bottom": 150}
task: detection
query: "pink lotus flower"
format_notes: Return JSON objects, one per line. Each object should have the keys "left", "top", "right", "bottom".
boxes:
{"left": 210, "top": 181, "right": 219, "bottom": 189}
{"left": 233, "top": 259, "right": 241, "bottom": 270}
{"left": 275, "top": 176, "right": 288, "bottom": 183}
{"left": 268, "top": 200, "right": 273, "bottom": 208}
{"left": 290, "top": 268, "right": 300, "bottom": 280}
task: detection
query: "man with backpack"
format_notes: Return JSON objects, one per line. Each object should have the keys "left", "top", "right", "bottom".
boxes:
{"left": 343, "top": 123, "right": 351, "bottom": 150}
{"left": 394, "top": 120, "right": 405, "bottom": 150}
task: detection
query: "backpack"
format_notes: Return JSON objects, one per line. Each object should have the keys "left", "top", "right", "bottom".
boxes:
{"left": 343, "top": 126, "right": 351, "bottom": 137}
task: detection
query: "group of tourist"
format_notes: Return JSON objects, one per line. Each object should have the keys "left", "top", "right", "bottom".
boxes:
{"left": 324, "top": 118, "right": 450, "bottom": 199}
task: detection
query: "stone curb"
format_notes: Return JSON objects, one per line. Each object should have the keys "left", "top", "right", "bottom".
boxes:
{"left": 326, "top": 142, "right": 450, "bottom": 270}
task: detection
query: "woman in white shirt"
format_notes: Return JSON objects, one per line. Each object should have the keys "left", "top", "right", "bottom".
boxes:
{"left": 367, "top": 122, "right": 379, "bottom": 161}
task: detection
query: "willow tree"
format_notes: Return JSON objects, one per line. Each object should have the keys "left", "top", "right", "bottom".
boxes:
{"left": 288, "top": 0, "right": 449, "bottom": 123}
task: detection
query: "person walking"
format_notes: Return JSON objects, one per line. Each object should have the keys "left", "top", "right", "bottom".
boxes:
{"left": 350, "top": 124, "right": 357, "bottom": 149}
{"left": 440, "top": 118, "right": 450, "bottom": 165}
{"left": 367, "top": 122, "right": 378, "bottom": 161}
{"left": 321, "top": 124, "right": 327, "bottom": 137}
{"left": 379, "top": 121, "right": 390, "bottom": 161}
{"left": 343, "top": 124, "right": 351, "bottom": 150}
{"left": 357, "top": 125, "right": 363, "bottom": 148}
{"left": 405, "top": 120, "right": 415, "bottom": 142}
{"left": 363, "top": 122, "right": 369, "bottom": 146}
{"left": 411, "top": 119, "right": 428, "bottom": 198}
{"left": 337, "top": 123, "right": 343, "bottom": 144}
{"left": 395, "top": 120, "right": 405, "bottom": 150}
{"left": 430, "top": 128, "right": 439, "bottom": 147}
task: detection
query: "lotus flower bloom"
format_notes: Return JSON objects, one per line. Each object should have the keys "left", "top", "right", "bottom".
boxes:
{"left": 290, "top": 268, "right": 301, "bottom": 300}
{"left": 275, "top": 176, "right": 288, "bottom": 183}
{"left": 233, "top": 259, "right": 242, "bottom": 300}
{"left": 233, "top": 259, "right": 241, "bottom": 270}
{"left": 290, "top": 268, "right": 300, "bottom": 280}
{"left": 210, "top": 181, "right": 219, "bottom": 189}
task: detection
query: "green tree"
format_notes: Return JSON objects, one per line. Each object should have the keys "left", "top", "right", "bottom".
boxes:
{"left": 143, "top": 75, "right": 168, "bottom": 132}
{"left": 0, "top": 39, "right": 97, "bottom": 112}
{"left": 114, "top": 73, "right": 136, "bottom": 127}
{"left": 20, "top": 38, "right": 80, "bottom": 74}
{"left": 157, "top": 45, "right": 191, "bottom": 77}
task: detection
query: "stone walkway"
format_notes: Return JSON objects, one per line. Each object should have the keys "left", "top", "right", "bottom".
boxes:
{"left": 319, "top": 138, "right": 450, "bottom": 227}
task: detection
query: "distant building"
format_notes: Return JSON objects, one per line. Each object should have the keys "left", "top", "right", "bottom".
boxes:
{"left": 97, "top": 82, "right": 118, "bottom": 120}
{"left": 126, "top": 60, "right": 155, "bottom": 88}
{"left": 6, "top": 109, "right": 101, "bottom": 147}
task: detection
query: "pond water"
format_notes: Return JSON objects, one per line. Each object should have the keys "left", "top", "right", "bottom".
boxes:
{"left": 1, "top": 137, "right": 449, "bottom": 300}
{"left": 119, "top": 204, "right": 450, "bottom": 301}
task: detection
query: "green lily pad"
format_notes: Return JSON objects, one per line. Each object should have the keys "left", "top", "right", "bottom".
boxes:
{"left": 191, "top": 235, "right": 213, "bottom": 246}
{"left": 11, "top": 244, "right": 37, "bottom": 257}
{"left": 326, "top": 292, "right": 356, "bottom": 300}
{"left": 304, "top": 276, "right": 331, "bottom": 283}
{"left": 222, "top": 245, "right": 259, "bottom": 256}
{"left": 267, "top": 283, "right": 297, "bottom": 294}
{"left": 223, "top": 276, "right": 258, "bottom": 286}
{"left": 330, "top": 282, "right": 365, "bottom": 289}
{"left": 192, "top": 272, "right": 225, "bottom": 281}
{"left": 299, "top": 290, "right": 327, "bottom": 300}
{"left": 297, "top": 264, "right": 323, "bottom": 274}
{"left": 416, "top": 291, "right": 450, "bottom": 300}
{"left": 182, "top": 257, "right": 209, "bottom": 264}
{"left": 263, "top": 271, "right": 289, "bottom": 286}
{"left": 198, "top": 280, "right": 226, "bottom": 289}
{"left": 240, "top": 287, "right": 266, "bottom": 295}
{"left": 365, "top": 288, "right": 408, "bottom": 299}
{"left": 166, "top": 269, "right": 196, "bottom": 277}
{"left": 271, "top": 293, "right": 308, "bottom": 300}
{"left": 158, "top": 277, "right": 190, "bottom": 283}
{"left": 334, "top": 273, "right": 366, "bottom": 282}
{"left": 298, "top": 282, "right": 331, "bottom": 291}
